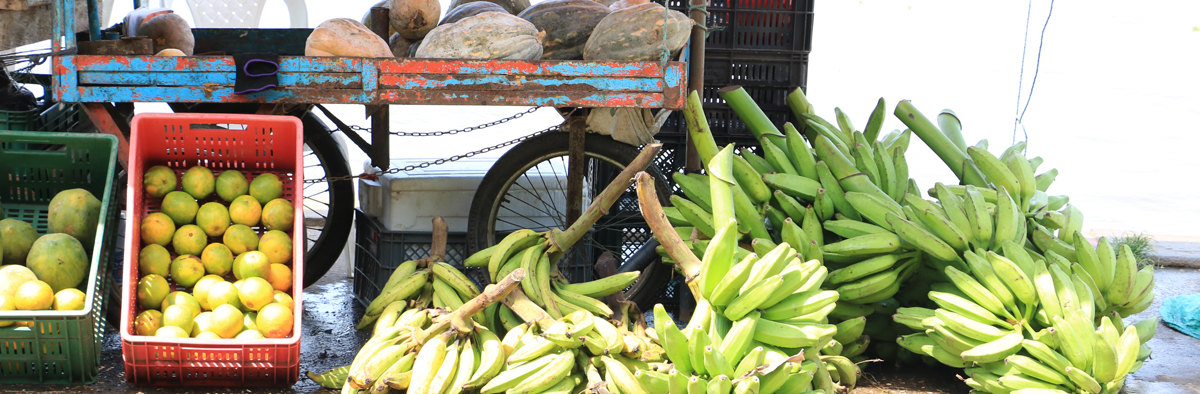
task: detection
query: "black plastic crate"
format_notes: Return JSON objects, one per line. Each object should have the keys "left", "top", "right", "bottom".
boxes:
{"left": 353, "top": 209, "right": 482, "bottom": 309}
{"left": 666, "top": 0, "right": 814, "bottom": 52}
{"left": 654, "top": 133, "right": 762, "bottom": 178}
{"left": 658, "top": 50, "right": 807, "bottom": 138}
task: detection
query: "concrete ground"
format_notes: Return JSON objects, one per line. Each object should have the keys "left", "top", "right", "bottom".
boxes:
{"left": 5, "top": 246, "right": 1198, "bottom": 393}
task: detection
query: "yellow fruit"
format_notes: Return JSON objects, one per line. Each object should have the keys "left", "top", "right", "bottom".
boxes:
{"left": 139, "top": 243, "right": 172, "bottom": 277}
{"left": 272, "top": 291, "right": 294, "bottom": 312}
{"left": 228, "top": 196, "right": 262, "bottom": 227}
{"left": 162, "top": 304, "right": 196, "bottom": 332}
{"left": 243, "top": 311, "right": 258, "bottom": 331}
{"left": 207, "top": 281, "right": 244, "bottom": 311}
{"left": 181, "top": 166, "right": 215, "bottom": 200}
{"left": 223, "top": 224, "right": 259, "bottom": 255}
{"left": 260, "top": 199, "right": 294, "bottom": 232}
{"left": 267, "top": 264, "right": 292, "bottom": 292}
{"left": 200, "top": 243, "right": 235, "bottom": 276}
{"left": 161, "top": 191, "right": 199, "bottom": 225}
{"left": 193, "top": 311, "right": 213, "bottom": 337}
{"left": 0, "top": 294, "right": 16, "bottom": 327}
{"left": 256, "top": 303, "right": 294, "bottom": 339}
{"left": 258, "top": 230, "right": 292, "bottom": 265}
{"left": 215, "top": 170, "right": 249, "bottom": 202}
{"left": 0, "top": 218, "right": 39, "bottom": 266}
{"left": 236, "top": 330, "right": 265, "bottom": 339}
{"left": 137, "top": 274, "right": 170, "bottom": 309}
{"left": 134, "top": 309, "right": 164, "bottom": 335}
{"left": 14, "top": 280, "right": 53, "bottom": 310}
{"left": 249, "top": 173, "right": 283, "bottom": 205}
{"left": 170, "top": 254, "right": 206, "bottom": 288}
{"left": 196, "top": 331, "right": 222, "bottom": 340}
{"left": 210, "top": 304, "right": 244, "bottom": 338}
{"left": 172, "top": 224, "right": 208, "bottom": 257}
{"left": 155, "top": 326, "right": 190, "bottom": 338}
{"left": 143, "top": 165, "right": 178, "bottom": 199}
{"left": 161, "top": 291, "right": 201, "bottom": 317}
{"left": 192, "top": 275, "right": 225, "bottom": 311}
{"left": 0, "top": 264, "right": 37, "bottom": 299}
{"left": 140, "top": 212, "right": 176, "bottom": 246}
{"left": 237, "top": 277, "right": 274, "bottom": 311}
{"left": 196, "top": 202, "right": 231, "bottom": 237}
{"left": 53, "top": 288, "right": 87, "bottom": 310}
{"left": 233, "top": 251, "right": 271, "bottom": 280}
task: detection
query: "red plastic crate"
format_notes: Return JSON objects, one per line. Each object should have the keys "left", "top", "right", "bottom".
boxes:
{"left": 121, "top": 113, "right": 305, "bottom": 387}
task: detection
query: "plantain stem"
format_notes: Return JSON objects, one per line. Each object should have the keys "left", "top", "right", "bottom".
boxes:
{"left": 430, "top": 269, "right": 525, "bottom": 337}
{"left": 634, "top": 171, "right": 705, "bottom": 301}
{"left": 893, "top": 100, "right": 987, "bottom": 187}
{"left": 718, "top": 86, "right": 787, "bottom": 152}
{"left": 684, "top": 90, "right": 720, "bottom": 166}
{"left": 550, "top": 144, "right": 662, "bottom": 254}
{"left": 786, "top": 87, "right": 815, "bottom": 140}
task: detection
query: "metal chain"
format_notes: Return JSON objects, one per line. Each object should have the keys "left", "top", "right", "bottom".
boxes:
{"left": 347, "top": 107, "right": 541, "bottom": 137}
{"left": 304, "top": 124, "right": 561, "bottom": 184}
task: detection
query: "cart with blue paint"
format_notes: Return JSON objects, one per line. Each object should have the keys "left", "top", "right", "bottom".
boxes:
{"left": 48, "top": 0, "right": 703, "bottom": 305}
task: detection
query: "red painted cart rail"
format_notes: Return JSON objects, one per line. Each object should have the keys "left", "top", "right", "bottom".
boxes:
{"left": 53, "top": 55, "right": 688, "bottom": 109}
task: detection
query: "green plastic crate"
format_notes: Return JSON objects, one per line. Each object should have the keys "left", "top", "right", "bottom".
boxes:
{"left": 0, "top": 108, "right": 40, "bottom": 131}
{"left": 0, "top": 131, "right": 120, "bottom": 385}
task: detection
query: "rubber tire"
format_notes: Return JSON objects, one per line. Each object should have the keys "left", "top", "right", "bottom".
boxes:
{"left": 465, "top": 131, "right": 673, "bottom": 311}
{"left": 170, "top": 103, "right": 353, "bottom": 288}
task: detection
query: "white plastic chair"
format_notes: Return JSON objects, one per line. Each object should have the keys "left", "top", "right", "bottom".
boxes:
{"left": 103, "top": 0, "right": 308, "bottom": 28}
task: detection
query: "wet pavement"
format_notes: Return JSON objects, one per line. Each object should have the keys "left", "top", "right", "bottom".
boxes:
{"left": 4, "top": 259, "right": 1197, "bottom": 393}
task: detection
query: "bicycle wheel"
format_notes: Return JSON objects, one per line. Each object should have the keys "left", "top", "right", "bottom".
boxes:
{"left": 171, "top": 104, "right": 354, "bottom": 288}
{"left": 466, "top": 131, "right": 673, "bottom": 310}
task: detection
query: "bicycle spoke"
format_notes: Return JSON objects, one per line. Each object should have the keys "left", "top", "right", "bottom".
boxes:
{"left": 531, "top": 161, "right": 566, "bottom": 228}
{"left": 504, "top": 181, "right": 570, "bottom": 223}
{"left": 496, "top": 204, "right": 556, "bottom": 230}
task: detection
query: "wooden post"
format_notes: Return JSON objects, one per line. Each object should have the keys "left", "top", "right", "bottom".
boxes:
{"left": 368, "top": 7, "right": 391, "bottom": 170}
{"left": 566, "top": 116, "right": 587, "bottom": 228}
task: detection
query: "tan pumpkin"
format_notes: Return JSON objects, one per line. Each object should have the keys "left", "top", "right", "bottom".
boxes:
{"left": 606, "top": 0, "right": 649, "bottom": 11}
{"left": 583, "top": 3, "right": 691, "bottom": 61}
{"left": 138, "top": 13, "right": 194, "bottom": 55}
{"left": 415, "top": 12, "right": 544, "bottom": 60}
{"left": 305, "top": 19, "right": 392, "bottom": 57}
{"left": 390, "top": 0, "right": 441, "bottom": 40}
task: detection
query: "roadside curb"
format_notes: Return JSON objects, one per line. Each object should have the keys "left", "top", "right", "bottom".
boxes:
{"left": 1152, "top": 241, "right": 1200, "bottom": 269}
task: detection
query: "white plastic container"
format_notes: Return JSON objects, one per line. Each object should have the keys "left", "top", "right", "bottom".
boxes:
{"left": 358, "top": 158, "right": 574, "bottom": 232}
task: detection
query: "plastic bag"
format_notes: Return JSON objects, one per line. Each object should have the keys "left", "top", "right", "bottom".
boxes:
{"left": 1161, "top": 292, "right": 1200, "bottom": 339}
{"left": 586, "top": 108, "right": 671, "bottom": 146}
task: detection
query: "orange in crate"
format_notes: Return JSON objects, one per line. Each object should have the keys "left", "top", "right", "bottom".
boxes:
{"left": 120, "top": 113, "right": 304, "bottom": 387}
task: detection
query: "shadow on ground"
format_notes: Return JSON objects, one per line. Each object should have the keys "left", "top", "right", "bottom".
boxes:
{"left": 5, "top": 260, "right": 1197, "bottom": 393}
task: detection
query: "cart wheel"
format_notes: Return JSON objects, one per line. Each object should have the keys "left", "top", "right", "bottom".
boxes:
{"left": 170, "top": 103, "right": 354, "bottom": 288}
{"left": 466, "top": 131, "right": 673, "bottom": 311}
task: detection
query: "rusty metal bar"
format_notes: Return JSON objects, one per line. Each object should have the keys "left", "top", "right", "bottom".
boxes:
{"left": 565, "top": 115, "right": 586, "bottom": 229}
{"left": 368, "top": 6, "right": 391, "bottom": 170}
{"left": 82, "top": 103, "right": 130, "bottom": 170}
{"left": 684, "top": 0, "right": 707, "bottom": 174}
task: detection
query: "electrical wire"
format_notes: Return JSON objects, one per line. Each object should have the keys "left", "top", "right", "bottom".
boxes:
{"left": 1013, "top": 0, "right": 1055, "bottom": 146}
